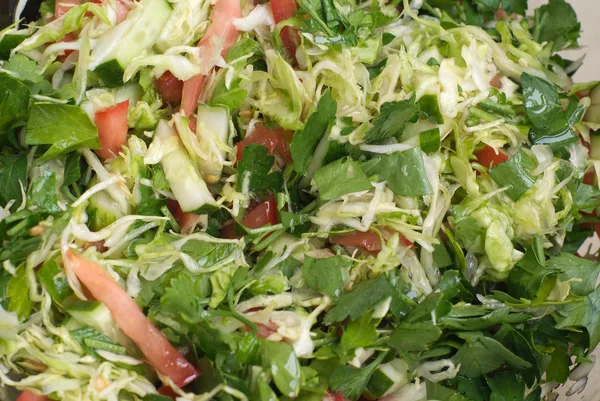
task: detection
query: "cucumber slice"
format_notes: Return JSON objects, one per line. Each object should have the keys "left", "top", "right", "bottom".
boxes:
{"left": 66, "top": 300, "right": 134, "bottom": 349}
{"left": 88, "top": 189, "right": 126, "bottom": 230}
{"left": 196, "top": 104, "right": 230, "bottom": 183}
{"left": 155, "top": 120, "right": 218, "bottom": 213}
{"left": 90, "top": 0, "right": 173, "bottom": 87}
{"left": 590, "top": 133, "right": 600, "bottom": 160}
{"left": 366, "top": 358, "right": 410, "bottom": 398}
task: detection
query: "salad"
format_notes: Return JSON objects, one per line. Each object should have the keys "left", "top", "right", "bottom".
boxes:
{"left": 1, "top": 0, "right": 600, "bottom": 400}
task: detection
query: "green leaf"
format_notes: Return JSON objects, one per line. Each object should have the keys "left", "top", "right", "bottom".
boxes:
{"left": 0, "top": 154, "right": 28, "bottom": 207}
{"left": 493, "top": 324, "right": 540, "bottom": 386}
{"left": 501, "top": 0, "right": 527, "bottom": 15}
{"left": 27, "top": 170, "right": 61, "bottom": 213}
{"left": 180, "top": 240, "right": 238, "bottom": 269}
{"left": 488, "top": 150, "right": 535, "bottom": 201}
{"left": 25, "top": 103, "right": 99, "bottom": 161}
{"left": 556, "top": 285, "right": 600, "bottom": 350}
{"left": 426, "top": 382, "right": 470, "bottom": 401}
{"left": 36, "top": 258, "right": 74, "bottom": 304}
{"left": 507, "top": 248, "right": 559, "bottom": 299}
{"left": 340, "top": 313, "right": 378, "bottom": 354}
{"left": 363, "top": 99, "right": 419, "bottom": 144}
{"left": 302, "top": 255, "right": 348, "bottom": 298}
{"left": 329, "top": 352, "right": 386, "bottom": 401}
{"left": 0, "top": 72, "right": 30, "bottom": 134}
{"left": 324, "top": 274, "right": 391, "bottom": 324}
{"left": 420, "top": 127, "right": 441, "bottom": 154}
{"left": 3, "top": 54, "right": 45, "bottom": 86}
{"left": 0, "top": 34, "right": 27, "bottom": 60}
{"left": 547, "top": 253, "right": 600, "bottom": 296}
{"left": 362, "top": 147, "right": 432, "bottom": 196}
{"left": 261, "top": 339, "right": 301, "bottom": 397}
{"left": 209, "top": 79, "right": 248, "bottom": 112}
{"left": 7, "top": 264, "right": 33, "bottom": 321}
{"left": 418, "top": 95, "right": 443, "bottom": 124}
{"left": 452, "top": 332, "right": 532, "bottom": 378}
{"left": 237, "top": 144, "right": 282, "bottom": 194}
{"left": 545, "top": 346, "right": 570, "bottom": 383}
{"left": 63, "top": 152, "right": 81, "bottom": 187}
{"left": 486, "top": 372, "right": 525, "bottom": 401}
{"left": 389, "top": 321, "right": 442, "bottom": 351}
{"left": 161, "top": 271, "right": 211, "bottom": 318}
{"left": 314, "top": 158, "right": 372, "bottom": 201}
{"left": 532, "top": 0, "right": 580, "bottom": 52}
{"left": 291, "top": 90, "right": 337, "bottom": 174}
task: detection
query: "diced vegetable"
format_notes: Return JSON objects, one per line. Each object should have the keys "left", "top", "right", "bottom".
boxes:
{"left": 94, "top": 100, "right": 129, "bottom": 159}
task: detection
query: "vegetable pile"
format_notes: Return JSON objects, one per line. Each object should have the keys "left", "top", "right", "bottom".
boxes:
{"left": 2, "top": 0, "right": 600, "bottom": 400}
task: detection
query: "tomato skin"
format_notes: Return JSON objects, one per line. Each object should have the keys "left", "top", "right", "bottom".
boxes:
{"left": 331, "top": 229, "right": 414, "bottom": 254}
{"left": 181, "top": 0, "right": 241, "bottom": 116}
{"left": 475, "top": 145, "right": 509, "bottom": 169}
{"left": 16, "top": 391, "right": 49, "bottom": 401}
{"left": 156, "top": 71, "right": 184, "bottom": 104}
{"left": 54, "top": 0, "right": 79, "bottom": 19}
{"left": 236, "top": 124, "right": 293, "bottom": 163}
{"left": 243, "top": 197, "right": 278, "bottom": 229}
{"left": 270, "top": 0, "right": 299, "bottom": 60}
{"left": 63, "top": 251, "right": 199, "bottom": 387}
{"left": 94, "top": 100, "right": 129, "bottom": 159}
{"left": 167, "top": 200, "right": 201, "bottom": 234}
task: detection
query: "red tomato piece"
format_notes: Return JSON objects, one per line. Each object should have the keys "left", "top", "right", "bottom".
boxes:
{"left": 54, "top": 0, "right": 79, "bottom": 19}
{"left": 270, "top": 0, "right": 300, "bottom": 60}
{"left": 475, "top": 145, "right": 509, "bottom": 169}
{"left": 167, "top": 200, "right": 201, "bottom": 234}
{"left": 16, "top": 391, "right": 49, "bottom": 401}
{"left": 181, "top": 0, "right": 241, "bottom": 116}
{"left": 156, "top": 71, "right": 184, "bottom": 104}
{"left": 63, "top": 251, "right": 199, "bottom": 388}
{"left": 236, "top": 124, "right": 293, "bottom": 163}
{"left": 331, "top": 229, "right": 414, "bottom": 254}
{"left": 220, "top": 221, "right": 239, "bottom": 239}
{"left": 243, "top": 197, "right": 278, "bottom": 229}
{"left": 94, "top": 100, "right": 129, "bottom": 159}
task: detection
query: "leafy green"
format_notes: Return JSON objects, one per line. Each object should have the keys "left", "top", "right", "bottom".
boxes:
{"left": 237, "top": 144, "right": 282, "bottom": 194}
{"left": 0, "top": 72, "right": 30, "bottom": 134}
{"left": 363, "top": 99, "right": 419, "bottom": 144}
{"left": 261, "top": 340, "right": 301, "bottom": 397}
{"left": 556, "top": 285, "right": 600, "bottom": 350}
{"left": 161, "top": 271, "right": 210, "bottom": 318}
{"left": 27, "top": 170, "right": 61, "bottom": 213}
{"left": 7, "top": 264, "right": 34, "bottom": 321}
{"left": 36, "top": 258, "right": 74, "bottom": 304}
{"left": 532, "top": 0, "right": 580, "bottom": 52}
{"left": 329, "top": 352, "right": 386, "bottom": 401}
{"left": 488, "top": 150, "right": 535, "bottom": 201}
{"left": 420, "top": 127, "right": 441, "bottom": 154}
{"left": 547, "top": 253, "right": 600, "bottom": 296}
{"left": 302, "top": 255, "right": 349, "bottom": 298}
{"left": 452, "top": 332, "right": 532, "bottom": 378}
{"left": 362, "top": 147, "right": 432, "bottom": 196}
{"left": 25, "top": 103, "right": 99, "bottom": 161}
{"left": 314, "top": 158, "right": 372, "bottom": 201}
{"left": 0, "top": 154, "right": 28, "bottom": 207}
{"left": 389, "top": 321, "right": 442, "bottom": 351}
{"left": 418, "top": 95, "right": 444, "bottom": 124}
{"left": 291, "top": 90, "right": 337, "bottom": 174}
{"left": 324, "top": 275, "right": 391, "bottom": 324}
{"left": 486, "top": 372, "right": 525, "bottom": 401}
{"left": 340, "top": 313, "right": 378, "bottom": 354}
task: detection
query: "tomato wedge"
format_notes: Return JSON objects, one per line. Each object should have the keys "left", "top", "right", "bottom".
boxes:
{"left": 63, "top": 251, "right": 199, "bottom": 387}
{"left": 475, "top": 145, "right": 509, "bottom": 169}
{"left": 167, "top": 200, "right": 202, "bottom": 234}
{"left": 270, "top": 0, "right": 300, "bottom": 60}
{"left": 94, "top": 100, "right": 129, "bottom": 160}
{"left": 156, "top": 72, "right": 184, "bottom": 104}
{"left": 236, "top": 124, "right": 293, "bottom": 163}
{"left": 181, "top": 0, "right": 241, "bottom": 116}
{"left": 220, "top": 197, "right": 279, "bottom": 239}
{"left": 331, "top": 229, "right": 414, "bottom": 254}
{"left": 89, "top": 0, "right": 130, "bottom": 23}
{"left": 54, "top": 0, "right": 79, "bottom": 19}
{"left": 16, "top": 391, "right": 49, "bottom": 401}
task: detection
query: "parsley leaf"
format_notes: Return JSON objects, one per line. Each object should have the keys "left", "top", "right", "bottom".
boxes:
{"left": 364, "top": 99, "right": 419, "bottom": 144}
{"left": 27, "top": 170, "right": 61, "bottom": 213}
{"left": 340, "top": 313, "right": 378, "bottom": 354}
{"left": 533, "top": 0, "right": 580, "bottom": 52}
{"left": 302, "top": 255, "right": 349, "bottom": 298}
{"left": 236, "top": 144, "right": 283, "bottom": 194}
{"left": 6, "top": 264, "right": 33, "bottom": 321}
{"left": 314, "top": 158, "right": 372, "bottom": 201}
{"left": 389, "top": 321, "right": 442, "bottom": 352}
{"left": 261, "top": 340, "right": 301, "bottom": 397}
{"left": 0, "top": 72, "right": 30, "bottom": 133}
{"left": 0, "top": 154, "right": 28, "bottom": 208}
{"left": 291, "top": 90, "right": 337, "bottom": 174}
{"left": 329, "top": 352, "right": 386, "bottom": 400}
{"left": 25, "top": 103, "right": 100, "bottom": 162}
{"left": 488, "top": 150, "right": 536, "bottom": 201}
{"left": 556, "top": 285, "right": 600, "bottom": 350}
{"left": 362, "top": 147, "right": 432, "bottom": 196}
{"left": 324, "top": 274, "right": 391, "bottom": 324}
{"left": 161, "top": 271, "right": 211, "bottom": 318}
{"left": 548, "top": 253, "right": 600, "bottom": 296}
{"left": 486, "top": 372, "right": 525, "bottom": 401}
